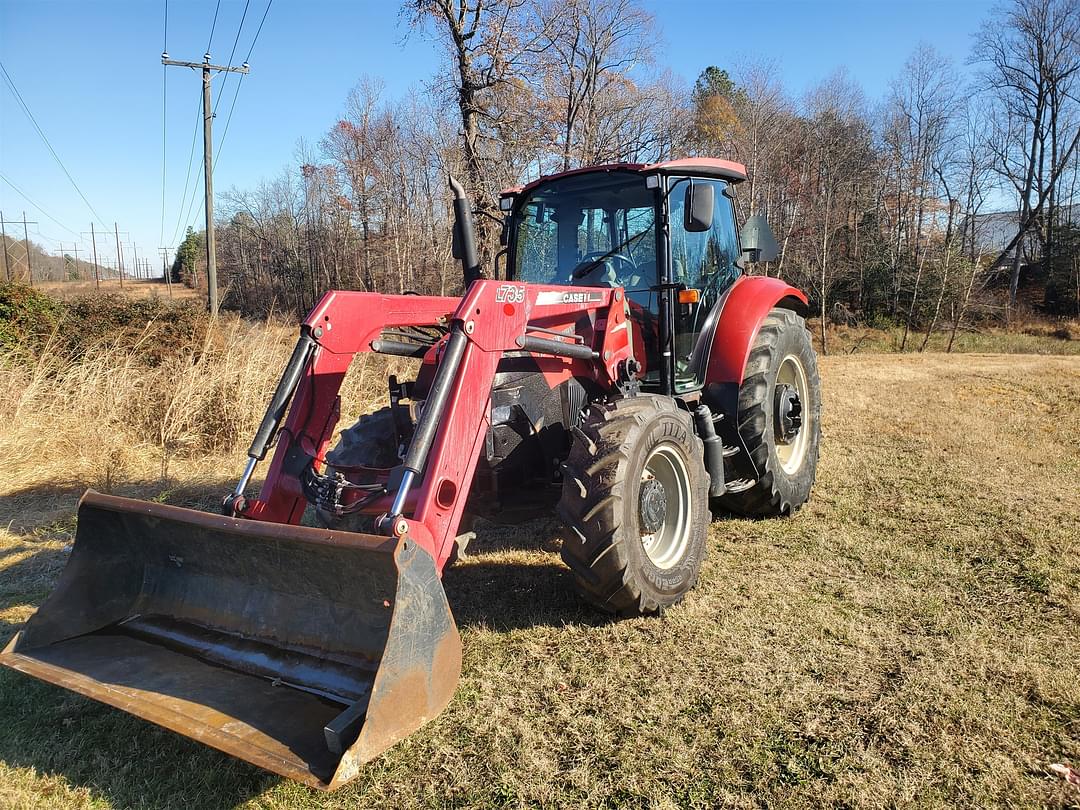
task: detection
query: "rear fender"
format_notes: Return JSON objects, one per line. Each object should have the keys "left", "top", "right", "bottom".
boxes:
{"left": 705, "top": 275, "right": 808, "bottom": 386}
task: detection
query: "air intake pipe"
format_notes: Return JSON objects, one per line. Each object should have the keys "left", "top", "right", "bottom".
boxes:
{"left": 448, "top": 175, "right": 482, "bottom": 289}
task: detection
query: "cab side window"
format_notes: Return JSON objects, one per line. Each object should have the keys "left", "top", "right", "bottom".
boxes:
{"left": 668, "top": 178, "right": 740, "bottom": 295}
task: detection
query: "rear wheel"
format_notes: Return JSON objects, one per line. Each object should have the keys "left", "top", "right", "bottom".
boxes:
{"left": 316, "top": 407, "right": 399, "bottom": 533}
{"left": 715, "top": 307, "right": 820, "bottom": 517}
{"left": 318, "top": 409, "right": 472, "bottom": 564}
{"left": 558, "top": 395, "right": 710, "bottom": 616}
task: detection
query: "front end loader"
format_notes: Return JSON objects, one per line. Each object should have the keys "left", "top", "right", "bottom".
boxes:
{"left": 1, "top": 158, "right": 821, "bottom": 789}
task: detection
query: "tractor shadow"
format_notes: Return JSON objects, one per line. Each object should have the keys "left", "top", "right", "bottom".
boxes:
{"left": 445, "top": 516, "right": 619, "bottom": 631}
{"left": 445, "top": 556, "right": 613, "bottom": 631}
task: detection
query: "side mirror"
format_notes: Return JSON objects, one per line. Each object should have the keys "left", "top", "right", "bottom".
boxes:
{"left": 683, "top": 180, "right": 714, "bottom": 233}
{"left": 740, "top": 214, "right": 779, "bottom": 262}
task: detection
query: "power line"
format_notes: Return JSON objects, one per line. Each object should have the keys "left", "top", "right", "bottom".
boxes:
{"left": 170, "top": 96, "right": 205, "bottom": 246}
{"left": 212, "top": 76, "right": 246, "bottom": 167}
{"left": 206, "top": 0, "right": 222, "bottom": 54}
{"left": 213, "top": 0, "right": 250, "bottom": 116}
{"left": 184, "top": 0, "right": 271, "bottom": 233}
{"left": 0, "top": 172, "right": 83, "bottom": 240}
{"left": 180, "top": 153, "right": 205, "bottom": 236}
{"left": 29, "top": 224, "right": 64, "bottom": 246}
{"left": 0, "top": 61, "right": 109, "bottom": 230}
{"left": 213, "top": 0, "right": 272, "bottom": 172}
{"left": 245, "top": 0, "right": 273, "bottom": 63}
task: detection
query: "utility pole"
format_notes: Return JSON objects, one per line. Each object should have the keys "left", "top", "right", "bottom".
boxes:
{"left": 72, "top": 244, "right": 81, "bottom": 280}
{"left": 114, "top": 222, "right": 124, "bottom": 288}
{"left": 85, "top": 225, "right": 100, "bottom": 288}
{"left": 159, "top": 247, "right": 174, "bottom": 297}
{"left": 22, "top": 212, "right": 38, "bottom": 286}
{"left": 0, "top": 211, "right": 10, "bottom": 281}
{"left": 163, "top": 52, "right": 249, "bottom": 316}
{"left": 132, "top": 243, "right": 140, "bottom": 281}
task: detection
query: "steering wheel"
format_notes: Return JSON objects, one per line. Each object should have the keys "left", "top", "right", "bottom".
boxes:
{"left": 571, "top": 252, "right": 637, "bottom": 286}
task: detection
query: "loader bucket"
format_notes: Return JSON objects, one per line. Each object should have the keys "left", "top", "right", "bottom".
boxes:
{"left": 0, "top": 491, "right": 462, "bottom": 790}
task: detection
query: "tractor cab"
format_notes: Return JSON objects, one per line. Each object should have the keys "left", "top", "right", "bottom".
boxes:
{"left": 501, "top": 159, "right": 778, "bottom": 393}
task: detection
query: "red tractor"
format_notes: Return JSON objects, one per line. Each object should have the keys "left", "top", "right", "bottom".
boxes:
{"left": 2, "top": 158, "right": 820, "bottom": 789}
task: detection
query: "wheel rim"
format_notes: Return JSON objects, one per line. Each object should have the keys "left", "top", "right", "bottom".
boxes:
{"left": 639, "top": 444, "right": 692, "bottom": 570}
{"left": 774, "top": 354, "right": 811, "bottom": 475}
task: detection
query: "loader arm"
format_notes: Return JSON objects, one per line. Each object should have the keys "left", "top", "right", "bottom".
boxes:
{"left": 235, "top": 279, "right": 636, "bottom": 572}
{"left": 0, "top": 279, "right": 636, "bottom": 791}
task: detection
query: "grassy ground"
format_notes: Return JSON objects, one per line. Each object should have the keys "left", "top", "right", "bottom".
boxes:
{"left": 809, "top": 318, "right": 1080, "bottom": 356}
{"left": 0, "top": 350, "right": 1078, "bottom": 809}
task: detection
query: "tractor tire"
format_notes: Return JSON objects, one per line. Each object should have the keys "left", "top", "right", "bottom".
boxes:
{"left": 715, "top": 307, "right": 820, "bottom": 518}
{"left": 317, "top": 406, "right": 473, "bottom": 564}
{"left": 558, "top": 395, "right": 710, "bottom": 616}
{"left": 325, "top": 406, "right": 400, "bottom": 469}
{"left": 315, "top": 407, "right": 399, "bottom": 533}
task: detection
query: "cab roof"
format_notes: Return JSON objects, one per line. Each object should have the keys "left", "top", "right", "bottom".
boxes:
{"left": 500, "top": 157, "right": 748, "bottom": 198}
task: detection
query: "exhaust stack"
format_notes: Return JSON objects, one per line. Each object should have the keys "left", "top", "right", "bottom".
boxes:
{"left": 449, "top": 175, "right": 482, "bottom": 289}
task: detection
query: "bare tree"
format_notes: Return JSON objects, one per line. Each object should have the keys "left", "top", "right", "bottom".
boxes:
{"left": 537, "top": 0, "right": 656, "bottom": 170}
{"left": 407, "top": 0, "right": 556, "bottom": 233}
{"left": 884, "top": 45, "right": 959, "bottom": 348}
{"left": 802, "top": 72, "right": 875, "bottom": 354}
{"left": 976, "top": 0, "right": 1080, "bottom": 308}
{"left": 947, "top": 98, "right": 996, "bottom": 351}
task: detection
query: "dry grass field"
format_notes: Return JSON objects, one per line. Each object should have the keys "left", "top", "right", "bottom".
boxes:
{"left": 0, "top": 322, "right": 1077, "bottom": 808}
{"left": 33, "top": 278, "right": 202, "bottom": 302}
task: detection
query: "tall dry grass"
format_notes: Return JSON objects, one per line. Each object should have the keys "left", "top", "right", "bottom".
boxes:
{"left": 0, "top": 314, "right": 409, "bottom": 501}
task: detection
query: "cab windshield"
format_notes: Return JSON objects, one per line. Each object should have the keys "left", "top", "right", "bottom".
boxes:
{"left": 511, "top": 171, "right": 657, "bottom": 294}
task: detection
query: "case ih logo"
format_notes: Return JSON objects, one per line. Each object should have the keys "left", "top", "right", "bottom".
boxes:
{"left": 535, "top": 290, "right": 605, "bottom": 306}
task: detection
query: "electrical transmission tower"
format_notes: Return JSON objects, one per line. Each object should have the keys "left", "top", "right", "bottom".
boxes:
{"left": 1, "top": 212, "right": 39, "bottom": 284}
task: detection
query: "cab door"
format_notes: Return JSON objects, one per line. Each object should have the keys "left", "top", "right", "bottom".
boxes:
{"left": 666, "top": 177, "right": 742, "bottom": 392}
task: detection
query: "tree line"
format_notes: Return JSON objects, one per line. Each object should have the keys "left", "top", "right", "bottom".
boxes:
{"left": 171, "top": 0, "right": 1080, "bottom": 352}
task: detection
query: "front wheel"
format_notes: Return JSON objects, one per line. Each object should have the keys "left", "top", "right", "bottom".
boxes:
{"left": 715, "top": 307, "right": 821, "bottom": 517}
{"left": 558, "top": 395, "right": 710, "bottom": 616}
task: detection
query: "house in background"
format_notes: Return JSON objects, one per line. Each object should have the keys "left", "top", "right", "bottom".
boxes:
{"left": 964, "top": 204, "right": 1080, "bottom": 268}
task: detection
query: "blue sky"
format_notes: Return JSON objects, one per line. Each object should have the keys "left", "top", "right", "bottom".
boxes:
{"left": 0, "top": 0, "right": 995, "bottom": 266}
